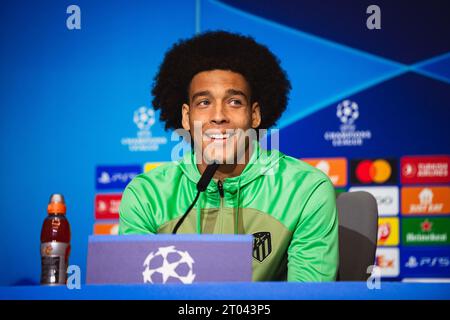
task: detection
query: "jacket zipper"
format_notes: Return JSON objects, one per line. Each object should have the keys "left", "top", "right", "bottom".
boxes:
{"left": 217, "top": 180, "right": 224, "bottom": 233}
{"left": 217, "top": 180, "right": 224, "bottom": 198}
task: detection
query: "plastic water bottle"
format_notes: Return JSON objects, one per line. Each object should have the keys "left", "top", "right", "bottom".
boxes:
{"left": 40, "top": 194, "right": 71, "bottom": 285}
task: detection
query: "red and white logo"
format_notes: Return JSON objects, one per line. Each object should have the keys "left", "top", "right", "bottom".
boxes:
{"left": 378, "top": 223, "right": 391, "bottom": 242}
{"left": 95, "top": 193, "right": 122, "bottom": 220}
{"left": 375, "top": 248, "right": 400, "bottom": 277}
{"left": 401, "top": 156, "right": 449, "bottom": 184}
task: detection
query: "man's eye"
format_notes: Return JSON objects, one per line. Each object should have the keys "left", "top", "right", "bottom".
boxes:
{"left": 197, "top": 100, "right": 210, "bottom": 106}
{"left": 229, "top": 99, "right": 243, "bottom": 106}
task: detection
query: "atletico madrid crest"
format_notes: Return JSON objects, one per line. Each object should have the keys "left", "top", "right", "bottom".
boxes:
{"left": 252, "top": 232, "right": 272, "bottom": 262}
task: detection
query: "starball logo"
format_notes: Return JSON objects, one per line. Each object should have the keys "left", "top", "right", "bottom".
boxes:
{"left": 121, "top": 106, "right": 168, "bottom": 152}
{"left": 142, "top": 246, "right": 196, "bottom": 284}
{"left": 324, "top": 100, "right": 372, "bottom": 147}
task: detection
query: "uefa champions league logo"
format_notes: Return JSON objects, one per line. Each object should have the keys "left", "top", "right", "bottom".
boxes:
{"left": 133, "top": 106, "right": 156, "bottom": 132}
{"left": 324, "top": 99, "right": 372, "bottom": 147}
{"left": 142, "top": 246, "right": 196, "bottom": 284}
{"left": 121, "top": 106, "right": 167, "bottom": 152}
{"left": 336, "top": 100, "right": 359, "bottom": 125}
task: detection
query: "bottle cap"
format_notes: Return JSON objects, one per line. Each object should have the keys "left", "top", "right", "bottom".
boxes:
{"left": 47, "top": 193, "right": 66, "bottom": 214}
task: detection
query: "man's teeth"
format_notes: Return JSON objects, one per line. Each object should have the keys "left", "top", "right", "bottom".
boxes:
{"left": 206, "top": 133, "right": 234, "bottom": 139}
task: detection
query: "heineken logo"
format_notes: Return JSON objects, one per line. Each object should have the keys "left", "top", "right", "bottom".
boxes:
{"left": 406, "top": 233, "right": 447, "bottom": 243}
{"left": 421, "top": 219, "right": 433, "bottom": 232}
{"left": 402, "top": 218, "right": 450, "bottom": 246}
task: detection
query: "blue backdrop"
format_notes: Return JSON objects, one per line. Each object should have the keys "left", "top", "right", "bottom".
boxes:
{"left": 1, "top": 0, "right": 449, "bottom": 285}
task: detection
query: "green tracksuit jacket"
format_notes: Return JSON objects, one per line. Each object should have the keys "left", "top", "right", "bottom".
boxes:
{"left": 119, "top": 142, "right": 339, "bottom": 281}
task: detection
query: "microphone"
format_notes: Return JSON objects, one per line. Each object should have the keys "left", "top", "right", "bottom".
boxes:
{"left": 196, "top": 162, "right": 220, "bottom": 192}
{"left": 172, "top": 162, "right": 220, "bottom": 234}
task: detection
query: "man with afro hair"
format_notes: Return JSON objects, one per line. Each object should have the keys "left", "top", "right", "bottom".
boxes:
{"left": 119, "top": 30, "right": 338, "bottom": 282}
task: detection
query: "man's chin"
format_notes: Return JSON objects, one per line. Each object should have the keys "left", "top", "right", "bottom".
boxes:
{"left": 204, "top": 152, "right": 234, "bottom": 165}
{"left": 203, "top": 147, "right": 250, "bottom": 165}
{"left": 195, "top": 139, "right": 248, "bottom": 165}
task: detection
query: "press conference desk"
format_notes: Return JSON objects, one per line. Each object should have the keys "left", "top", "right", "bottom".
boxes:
{"left": 1, "top": 282, "right": 450, "bottom": 300}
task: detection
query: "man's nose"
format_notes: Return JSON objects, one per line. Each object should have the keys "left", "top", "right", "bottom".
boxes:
{"left": 210, "top": 104, "right": 229, "bottom": 125}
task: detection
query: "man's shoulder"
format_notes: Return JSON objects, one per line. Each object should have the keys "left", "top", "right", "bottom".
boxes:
{"left": 278, "top": 153, "right": 332, "bottom": 187}
{"left": 127, "top": 161, "right": 183, "bottom": 190}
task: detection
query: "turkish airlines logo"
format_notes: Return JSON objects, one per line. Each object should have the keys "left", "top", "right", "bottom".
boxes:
{"left": 401, "top": 156, "right": 449, "bottom": 184}
{"left": 401, "top": 187, "right": 450, "bottom": 215}
{"left": 350, "top": 158, "right": 397, "bottom": 185}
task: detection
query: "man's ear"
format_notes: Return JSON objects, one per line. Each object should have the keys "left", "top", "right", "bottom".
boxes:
{"left": 251, "top": 102, "right": 261, "bottom": 128}
{"left": 181, "top": 103, "right": 190, "bottom": 131}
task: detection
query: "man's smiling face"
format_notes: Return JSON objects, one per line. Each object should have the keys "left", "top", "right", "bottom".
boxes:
{"left": 182, "top": 69, "right": 261, "bottom": 164}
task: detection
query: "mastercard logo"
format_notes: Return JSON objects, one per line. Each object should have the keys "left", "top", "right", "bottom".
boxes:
{"left": 351, "top": 159, "right": 398, "bottom": 185}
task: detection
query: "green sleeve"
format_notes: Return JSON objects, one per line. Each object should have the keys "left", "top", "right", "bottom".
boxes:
{"left": 118, "top": 178, "right": 157, "bottom": 235}
{"left": 287, "top": 178, "right": 339, "bottom": 281}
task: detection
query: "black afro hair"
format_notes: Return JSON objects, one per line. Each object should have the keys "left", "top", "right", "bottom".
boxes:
{"left": 151, "top": 30, "right": 291, "bottom": 130}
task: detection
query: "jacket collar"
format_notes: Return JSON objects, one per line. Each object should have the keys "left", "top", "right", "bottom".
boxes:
{"left": 178, "top": 140, "right": 284, "bottom": 193}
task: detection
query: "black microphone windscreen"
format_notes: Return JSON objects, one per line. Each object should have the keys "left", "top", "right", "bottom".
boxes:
{"left": 197, "top": 162, "right": 220, "bottom": 192}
